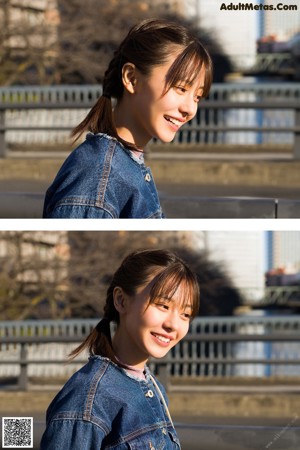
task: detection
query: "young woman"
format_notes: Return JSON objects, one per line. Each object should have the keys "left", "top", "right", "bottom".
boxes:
{"left": 43, "top": 18, "right": 213, "bottom": 218}
{"left": 40, "top": 249, "right": 200, "bottom": 449}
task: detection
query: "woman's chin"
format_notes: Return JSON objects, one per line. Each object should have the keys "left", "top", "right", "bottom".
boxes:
{"left": 156, "top": 134, "right": 176, "bottom": 144}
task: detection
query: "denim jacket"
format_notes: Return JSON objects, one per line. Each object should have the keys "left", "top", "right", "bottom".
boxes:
{"left": 43, "top": 133, "right": 164, "bottom": 218}
{"left": 40, "top": 356, "right": 181, "bottom": 450}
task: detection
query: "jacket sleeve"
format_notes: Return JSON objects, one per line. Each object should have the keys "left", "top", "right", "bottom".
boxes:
{"left": 40, "top": 418, "right": 107, "bottom": 450}
{"left": 43, "top": 203, "right": 116, "bottom": 219}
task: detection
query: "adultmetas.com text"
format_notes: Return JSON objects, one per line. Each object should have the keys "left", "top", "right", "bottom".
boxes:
{"left": 220, "top": 2, "right": 297, "bottom": 11}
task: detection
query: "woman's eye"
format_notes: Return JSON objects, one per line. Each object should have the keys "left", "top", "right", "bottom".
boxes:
{"left": 182, "top": 312, "right": 192, "bottom": 320}
{"left": 155, "top": 302, "right": 169, "bottom": 310}
{"left": 175, "top": 85, "right": 187, "bottom": 93}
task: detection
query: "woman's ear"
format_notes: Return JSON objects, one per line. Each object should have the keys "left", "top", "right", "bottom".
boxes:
{"left": 121, "top": 63, "right": 137, "bottom": 94}
{"left": 113, "top": 287, "right": 127, "bottom": 313}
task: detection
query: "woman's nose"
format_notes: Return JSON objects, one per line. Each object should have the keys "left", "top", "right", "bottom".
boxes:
{"left": 163, "top": 310, "right": 179, "bottom": 331}
{"left": 179, "top": 94, "right": 197, "bottom": 119}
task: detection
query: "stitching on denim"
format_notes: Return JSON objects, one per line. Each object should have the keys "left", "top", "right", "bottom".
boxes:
{"left": 106, "top": 423, "right": 166, "bottom": 449}
{"left": 50, "top": 198, "right": 116, "bottom": 218}
{"left": 96, "top": 138, "right": 116, "bottom": 207}
{"left": 51, "top": 414, "right": 109, "bottom": 435}
{"left": 83, "top": 359, "right": 110, "bottom": 421}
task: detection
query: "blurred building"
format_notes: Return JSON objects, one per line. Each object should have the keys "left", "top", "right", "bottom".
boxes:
{"left": 1, "top": 0, "right": 59, "bottom": 57}
{"left": 261, "top": 0, "right": 300, "bottom": 40}
{"left": 266, "top": 231, "right": 300, "bottom": 272}
{"left": 202, "top": 231, "right": 265, "bottom": 297}
{"left": 185, "top": 0, "right": 300, "bottom": 70}
{"left": 0, "top": 231, "right": 68, "bottom": 285}
{"left": 201, "top": 231, "right": 300, "bottom": 296}
{"left": 184, "top": 0, "right": 258, "bottom": 69}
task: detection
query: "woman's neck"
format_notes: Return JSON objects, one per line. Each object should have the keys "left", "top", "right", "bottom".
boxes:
{"left": 114, "top": 355, "right": 146, "bottom": 378}
{"left": 113, "top": 101, "right": 149, "bottom": 150}
{"left": 112, "top": 332, "right": 148, "bottom": 370}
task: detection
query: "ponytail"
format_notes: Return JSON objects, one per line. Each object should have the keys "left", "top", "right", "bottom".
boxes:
{"left": 68, "top": 317, "right": 124, "bottom": 366}
{"left": 71, "top": 93, "right": 139, "bottom": 151}
{"left": 71, "top": 96, "right": 117, "bottom": 144}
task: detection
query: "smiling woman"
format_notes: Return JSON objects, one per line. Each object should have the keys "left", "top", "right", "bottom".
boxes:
{"left": 40, "top": 249, "right": 200, "bottom": 450}
{"left": 42, "top": 18, "right": 213, "bottom": 219}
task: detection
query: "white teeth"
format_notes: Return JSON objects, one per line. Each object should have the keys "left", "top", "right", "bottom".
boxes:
{"left": 153, "top": 333, "right": 170, "bottom": 343}
{"left": 165, "top": 116, "right": 181, "bottom": 127}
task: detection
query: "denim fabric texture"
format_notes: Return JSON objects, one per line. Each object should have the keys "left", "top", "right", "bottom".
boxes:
{"left": 40, "top": 356, "right": 181, "bottom": 450}
{"left": 43, "top": 133, "right": 164, "bottom": 218}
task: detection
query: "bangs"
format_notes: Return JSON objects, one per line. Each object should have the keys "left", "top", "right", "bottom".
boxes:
{"left": 164, "top": 43, "right": 213, "bottom": 98}
{"left": 148, "top": 264, "right": 200, "bottom": 319}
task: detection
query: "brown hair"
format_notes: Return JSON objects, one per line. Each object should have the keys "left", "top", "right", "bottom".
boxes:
{"left": 71, "top": 18, "right": 213, "bottom": 150}
{"left": 69, "top": 249, "right": 200, "bottom": 363}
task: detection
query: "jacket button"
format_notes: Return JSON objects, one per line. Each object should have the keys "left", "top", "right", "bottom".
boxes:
{"left": 162, "top": 428, "right": 167, "bottom": 435}
{"left": 144, "top": 173, "right": 151, "bottom": 182}
{"left": 145, "top": 389, "right": 154, "bottom": 398}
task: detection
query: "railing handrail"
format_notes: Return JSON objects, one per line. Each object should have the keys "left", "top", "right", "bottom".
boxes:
{"left": 0, "top": 100, "right": 299, "bottom": 110}
{"left": 1, "top": 315, "right": 300, "bottom": 328}
{"left": 1, "top": 315, "right": 300, "bottom": 330}
{"left": 1, "top": 332, "right": 300, "bottom": 345}
{"left": 1, "top": 82, "right": 300, "bottom": 94}
{"left": 0, "top": 83, "right": 299, "bottom": 158}
{"left": 1, "top": 327, "right": 300, "bottom": 390}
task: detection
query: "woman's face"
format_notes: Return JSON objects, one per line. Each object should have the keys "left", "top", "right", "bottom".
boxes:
{"left": 115, "top": 49, "right": 206, "bottom": 148}
{"left": 112, "top": 278, "right": 192, "bottom": 368}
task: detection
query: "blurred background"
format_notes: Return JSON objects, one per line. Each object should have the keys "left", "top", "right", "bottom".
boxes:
{"left": 1, "top": 229, "right": 300, "bottom": 319}
{"left": 0, "top": 230, "right": 300, "bottom": 450}
{"left": 1, "top": 0, "right": 300, "bottom": 217}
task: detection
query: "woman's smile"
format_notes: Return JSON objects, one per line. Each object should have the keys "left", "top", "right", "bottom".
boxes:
{"left": 164, "top": 115, "right": 186, "bottom": 131}
{"left": 112, "top": 281, "right": 191, "bottom": 368}
{"left": 114, "top": 49, "right": 206, "bottom": 148}
{"left": 150, "top": 331, "right": 173, "bottom": 346}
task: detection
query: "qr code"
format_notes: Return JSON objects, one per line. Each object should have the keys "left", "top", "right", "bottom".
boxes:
{"left": 2, "top": 417, "right": 33, "bottom": 448}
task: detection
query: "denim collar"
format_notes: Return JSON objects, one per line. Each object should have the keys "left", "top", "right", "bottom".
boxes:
{"left": 89, "top": 355, "right": 152, "bottom": 383}
{"left": 89, "top": 132, "right": 145, "bottom": 165}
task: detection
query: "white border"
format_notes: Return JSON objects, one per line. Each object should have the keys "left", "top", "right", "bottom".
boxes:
{"left": 0, "top": 219, "right": 299, "bottom": 231}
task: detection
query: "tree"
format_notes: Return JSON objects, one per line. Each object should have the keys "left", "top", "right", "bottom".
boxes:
{"left": 0, "top": 1, "right": 58, "bottom": 85}
{"left": 66, "top": 232, "right": 242, "bottom": 318}
{"left": 54, "top": 0, "right": 178, "bottom": 84}
{"left": 0, "top": 231, "right": 242, "bottom": 320}
{"left": 0, "top": 0, "right": 232, "bottom": 85}
{"left": 0, "top": 231, "right": 69, "bottom": 319}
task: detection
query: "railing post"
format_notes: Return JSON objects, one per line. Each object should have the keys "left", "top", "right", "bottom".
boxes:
{"left": 0, "top": 108, "right": 6, "bottom": 158}
{"left": 19, "top": 343, "right": 28, "bottom": 390}
{"left": 294, "top": 106, "right": 300, "bottom": 160}
{"left": 158, "top": 362, "right": 169, "bottom": 392}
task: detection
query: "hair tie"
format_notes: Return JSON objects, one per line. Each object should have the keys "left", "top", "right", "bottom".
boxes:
{"left": 96, "top": 317, "right": 111, "bottom": 332}
{"left": 102, "top": 90, "right": 111, "bottom": 99}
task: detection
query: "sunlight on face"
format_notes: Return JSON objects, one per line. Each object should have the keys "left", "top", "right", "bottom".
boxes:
{"left": 115, "top": 48, "right": 207, "bottom": 148}
{"left": 113, "top": 278, "right": 194, "bottom": 368}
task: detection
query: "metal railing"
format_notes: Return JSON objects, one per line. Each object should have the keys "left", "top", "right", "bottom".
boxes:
{"left": 1, "top": 316, "right": 300, "bottom": 390}
{"left": 0, "top": 83, "right": 299, "bottom": 158}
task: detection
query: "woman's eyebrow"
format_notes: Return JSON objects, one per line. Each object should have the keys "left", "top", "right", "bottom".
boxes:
{"left": 183, "top": 304, "right": 193, "bottom": 311}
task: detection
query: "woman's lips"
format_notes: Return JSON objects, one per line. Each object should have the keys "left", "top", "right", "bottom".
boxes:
{"left": 151, "top": 332, "right": 172, "bottom": 346}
